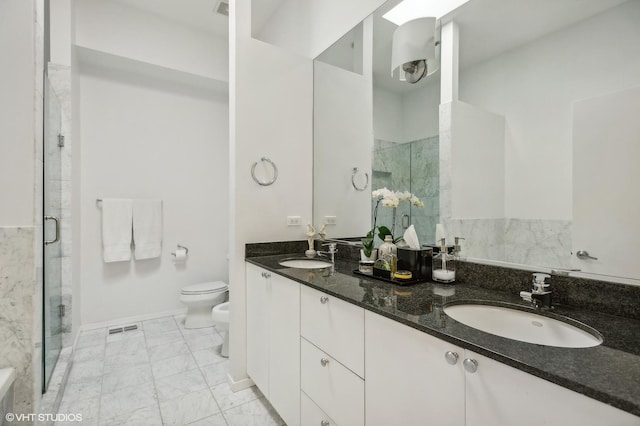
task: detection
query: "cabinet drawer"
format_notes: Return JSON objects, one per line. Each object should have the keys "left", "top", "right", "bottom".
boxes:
{"left": 301, "top": 390, "right": 337, "bottom": 426}
{"left": 301, "top": 338, "right": 364, "bottom": 426}
{"left": 300, "top": 286, "right": 364, "bottom": 377}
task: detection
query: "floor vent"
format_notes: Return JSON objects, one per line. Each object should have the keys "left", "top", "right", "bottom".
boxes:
{"left": 108, "top": 324, "right": 138, "bottom": 334}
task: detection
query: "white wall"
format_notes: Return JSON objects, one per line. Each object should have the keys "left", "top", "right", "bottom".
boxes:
{"left": 75, "top": 0, "right": 228, "bottom": 82}
{"left": 255, "top": 0, "right": 386, "bottom": 59}
{"left": 0, "top": 0, "right": 36, "bottom": 225}
{"left": 79, "top": 63, "right": 229, "bottom": 324}
{"left": 459, "top": 0, "right": 640, "bottom": 220}
{"left": 402, "top": 78, "right": 440, "bottom": 143}
{"left": 450, "top": 101, "right": 505, "bottom": 218}
{"left": 229, "top": 0, "right": 313, "bottom": 387}
{"left": 314, "top": 47, "right": 373, "bottom": 239}
{"left": 373, "top": 86, "right": 403, "bottom": 142}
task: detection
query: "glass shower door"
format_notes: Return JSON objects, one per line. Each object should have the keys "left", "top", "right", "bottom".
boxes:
{"left": 43, "top": 76, "right": 63, "bottom": 391}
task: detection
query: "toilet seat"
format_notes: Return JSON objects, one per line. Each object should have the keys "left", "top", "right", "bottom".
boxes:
{"left": 181, "top": 281, "right": 227, "bottom": 296}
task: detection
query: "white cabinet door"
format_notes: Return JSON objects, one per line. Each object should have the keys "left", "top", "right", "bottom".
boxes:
{"left": 246, "top": 263, "right": 269, "bottom": 395}
{"left": 301, "top": 390, "right": 337, "bottom": 426}
{"left": 365, "top": 311, "right": 465, "bottom": 426}
{"left": 269, "top": 273, "right": 300, "bottom": 426}
{"left": 465, "top": 350, "right": 640, "bottom": 426}
{"left": 246, "top": 263, "right": 301, "bottom": 426}
{"left": 301, "top": 285, "right": 365, "bottom": 378}
{"left": 301, "top": 338, "right": 365, "bottom": 426}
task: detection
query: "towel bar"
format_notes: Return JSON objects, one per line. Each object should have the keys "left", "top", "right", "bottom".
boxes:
{"left": 351, "top": 167, "right": 369, "bottom": 191}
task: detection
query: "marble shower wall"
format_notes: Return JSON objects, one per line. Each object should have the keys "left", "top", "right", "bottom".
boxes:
{"left": 372, "top": 136, "right": 440, "bottom": 245}
{"left": 0, "top": 227, "right": 37, "bottom": 417}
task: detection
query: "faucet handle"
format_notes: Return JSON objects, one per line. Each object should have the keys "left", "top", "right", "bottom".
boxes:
{"left": 322, "top": 242, "right": 337, "bottom": 252}
{"left": 532, "top": 273, "right": 551, "bottom": 292}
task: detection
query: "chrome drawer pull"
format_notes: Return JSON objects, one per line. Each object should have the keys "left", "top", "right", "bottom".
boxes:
{"left": 321, "top": 420, "right": 330, "bottom": 426}
{"left": 320, "top": 296, "right": 329, "bottom": 304}
{"left": 444, "top": 351, "right": 459, "bottom": 365}
{"left": 463, "top": 358, "right": 478, "bottom": 373}
{"left": 320, "top": 358, "right": 329, "bottom": 367}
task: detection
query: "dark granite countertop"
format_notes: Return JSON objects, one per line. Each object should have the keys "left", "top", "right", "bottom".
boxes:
{"left": 246, "top": 254, "right": 640, "bottom": 417}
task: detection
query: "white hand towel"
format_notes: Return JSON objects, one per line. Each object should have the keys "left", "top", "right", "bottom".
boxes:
{"left": 133, "top": 199, "right": 163, "bottom": 260}
{"left": 101, "top": 198, "right": 133, "bottom": 263}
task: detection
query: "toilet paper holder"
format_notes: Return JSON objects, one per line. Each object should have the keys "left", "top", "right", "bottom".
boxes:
{"left": 172, "top": 245, "right": 189, "bottom": 256}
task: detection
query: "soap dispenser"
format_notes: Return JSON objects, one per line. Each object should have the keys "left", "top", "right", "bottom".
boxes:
{"left": 432, "top": 238, "right": 455, "bottom": 283}
{"left": 379, "top": 235, "right": 398, "bottom": 275}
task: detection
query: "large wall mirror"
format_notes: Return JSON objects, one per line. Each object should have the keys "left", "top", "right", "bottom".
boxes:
{"left": 313, "top": 0, "right": 640, "bottom": 284}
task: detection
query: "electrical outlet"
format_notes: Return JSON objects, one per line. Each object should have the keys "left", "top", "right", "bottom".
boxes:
{"left": 286, "top": 216, "right": 301, "bottom": 226}
{"left": 324, "top": 216, "right": 337, "bottom": 225}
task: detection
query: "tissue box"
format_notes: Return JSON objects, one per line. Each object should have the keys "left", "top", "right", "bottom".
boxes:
{"left": 397, "top": 247, "right": 433, "bottom": 280}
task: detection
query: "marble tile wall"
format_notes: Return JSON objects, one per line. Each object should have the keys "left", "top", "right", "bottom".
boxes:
{"left": 0, "top": 227, "right": 37, "bottom": 418}
{"left": 445, "top": 218, "right": 573, "bottom": 270}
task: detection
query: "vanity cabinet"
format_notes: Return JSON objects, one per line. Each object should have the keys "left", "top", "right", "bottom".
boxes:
{"left": 365, "top": 310, "right": 465, "bottom": 426}
{"left": 366, "top": 310, "right": 639, "bottom": 426}
{"left": 245, "top": 263, "right": 300, "bottom": 426}
{"left": 300, "top": 285, "right": 365, "bottom": 426}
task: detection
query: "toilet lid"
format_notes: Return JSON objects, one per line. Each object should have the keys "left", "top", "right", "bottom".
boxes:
{"left": 181, "top": 281, "right": 228, "bottom": 295}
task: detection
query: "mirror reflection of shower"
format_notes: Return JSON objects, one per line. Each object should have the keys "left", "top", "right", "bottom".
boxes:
{"left": 371, "top": 136, "right": 439, "bottom": 245}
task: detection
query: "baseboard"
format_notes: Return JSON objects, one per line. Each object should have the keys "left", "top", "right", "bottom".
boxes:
{"left": 80, "top": 308, "right": 188, "bottom": 332}
{"left": 227, "top": 373, "right": 255, "bottom": 392}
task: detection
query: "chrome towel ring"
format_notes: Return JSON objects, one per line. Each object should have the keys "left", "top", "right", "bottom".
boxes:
{"left": 251, "top": 157, "right": 278, "bottom": 186}
{"left": 352, "top": 167, "right": 369, "bottom": 191}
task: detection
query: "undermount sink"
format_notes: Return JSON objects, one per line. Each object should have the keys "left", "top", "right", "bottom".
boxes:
{"left": 443, "top": 303, "right": 603, "bottom": 348}
{"left": 278, "top": 258, "right": 332, "bottom": 269}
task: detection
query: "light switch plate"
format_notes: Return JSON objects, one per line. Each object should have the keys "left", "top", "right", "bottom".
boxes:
{"left": 324, "top": 216, "right": 337, "bottom": 225}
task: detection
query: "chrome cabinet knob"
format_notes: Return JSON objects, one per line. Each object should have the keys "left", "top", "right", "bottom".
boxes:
{"left": 444, "top": 351, "right": 459, "bottom": 365}
{"left": 320, "top": 296, "right": 329, "bottom": 304}
{"left": 463, "top": 358, "right": 478, "bottom": 373}
{"left": 321, "top": 421, "right": 330, "bottom": 426}
{"left": 320, "top": 358, "right": 329, "bottom": 367}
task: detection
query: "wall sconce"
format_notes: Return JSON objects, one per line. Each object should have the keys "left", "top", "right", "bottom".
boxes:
{"left": 391, "top": 17, "right": 439, "bottom": 84}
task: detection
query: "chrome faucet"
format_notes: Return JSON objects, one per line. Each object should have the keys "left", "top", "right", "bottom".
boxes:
{"left": 318, "top": 243, "right": 338, "bottom": 264}
{"left": 520, "top": 273, "right": 552, "bottom": 310}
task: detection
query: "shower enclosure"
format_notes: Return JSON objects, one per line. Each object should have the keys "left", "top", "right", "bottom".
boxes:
{"left": 372, "top": 136, "right": 440, "bottom": 246}
{"left": 43, "top": 75, "right": 63, "bottom": 391}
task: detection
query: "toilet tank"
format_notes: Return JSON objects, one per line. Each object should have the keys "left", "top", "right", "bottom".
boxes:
{"left": 0, "top": 368, "right": 15, "bottom": 425}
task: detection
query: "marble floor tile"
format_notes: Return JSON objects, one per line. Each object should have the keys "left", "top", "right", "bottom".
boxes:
{"left": 98, "top": 403, "right": 163, "bottom": 426}
{"left": 101, "top": 363, "right": 154, "bottom": 394}
{"left": 103, "top": 348, "right": 150, "bottom": 372}
{"left": 192, "top": 346, "right": 226, "bottom": 368}
{"left": 99, "top": 381, "right": 157, "bottom": 419}
{"left": 61, "top": 380, "right": 102, "bottom": 402}
{"left": 145, "top": 329, "right": 184, "bottom": 348}
{"left": 66, "top": 358, "right": 104, "bottom": 384}
{"left": 148, "top": 340, "right": 191, "bottom": 363}
{"left": 75, "top": 331, "right": 106, "bottom": 350}
{"left": 187, "top": 412, "right": 228, "bottom": 426}
{"left": 200, "top": 359, "right": 230, "bottom": 387}
{"left": 73, "top": 344, "right": 105, "bottom": 363}
{"left": 56, "top": 396, "right": 100, "bottom": 425}
{"left": 155, "top": 368, "right": 208, "bottom": 402}
{"left": 159, "top": 389, "right": 220, "bottom": 426}
{"left": 185, "top": 333, "right": 222, "bottom": 353}
{"left": 210, "top": 384, "right": 262, "bottom": 412}
{"left": 222, "top": 397, "right": 284, "bottom": 426}
{"left": 143, "top": 317, "right": 179, "bottom": 336}
{"left": 151, "top": 352, "right": 198, "bottom": 379}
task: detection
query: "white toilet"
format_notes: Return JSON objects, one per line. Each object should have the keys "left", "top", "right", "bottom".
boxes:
{"left": 211, "top": 301, "right": 230, "bottom": 357}
{"left": 180, "top": 281, "right": 228, "bottom": 329}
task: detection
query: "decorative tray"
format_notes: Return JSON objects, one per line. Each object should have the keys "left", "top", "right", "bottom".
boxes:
{"left": 352, "top": 269, "right": 430, "bottom": 286}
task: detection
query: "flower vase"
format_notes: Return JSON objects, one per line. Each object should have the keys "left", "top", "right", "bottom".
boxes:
{"left": 360, "top": 249, "right": 378, "bottom": 262}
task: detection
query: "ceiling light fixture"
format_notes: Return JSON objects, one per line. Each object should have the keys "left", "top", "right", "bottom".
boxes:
{"left": 391, "top": 17, "right": 439, "bottom": 84}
